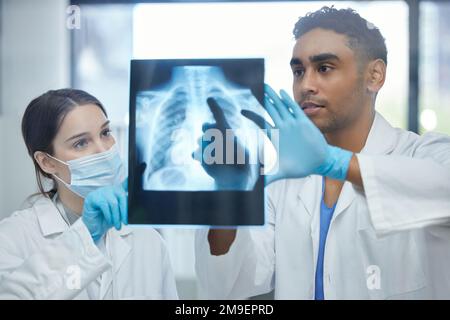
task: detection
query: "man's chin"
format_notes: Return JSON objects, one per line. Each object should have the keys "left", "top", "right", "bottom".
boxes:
{"left": 310, "top": 118, "right": 335, "bottom": 134}
{"left": 308, "top": 116, "right": 324, "bottom": 130}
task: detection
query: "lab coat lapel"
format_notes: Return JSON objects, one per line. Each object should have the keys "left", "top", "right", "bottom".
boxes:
{"left": 296, "top": 175, "right": 322, "bottom": 268}
{"left": 330, "top": 112, "right": 397, "bottom": 221}
{"left": 35, "top": 196, "right": 69, "bottom": 237}
{"left": 110, "top": 226, "right": 133, "bottom": 273}
{"left": 331, "top": 181, "right": 356, "bottom": 221}
{"left": 34, "top": 195, "right": 134, "bottom": 300}
{"left": 359, "top": 112, "right": 398, "bottom": 156}
{"left": 297, "top": 176, "right": 321, "bottom": 217}
{"left": 99, "top": 226, "right": 133, "bottom": 299}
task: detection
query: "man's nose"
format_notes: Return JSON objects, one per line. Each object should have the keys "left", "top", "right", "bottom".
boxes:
{"left": 299, "top": 70, "right": 319, "bottom": 95}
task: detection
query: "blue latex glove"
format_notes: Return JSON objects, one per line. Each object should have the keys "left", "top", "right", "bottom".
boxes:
{"left": 81, "top": 179, "right": 128, "bottom": 242}
{"left": 241, "top": 84, "right": 353, "bottom": 185}
{"left": 192, "top": 97, "right": 252, "bottom": 190}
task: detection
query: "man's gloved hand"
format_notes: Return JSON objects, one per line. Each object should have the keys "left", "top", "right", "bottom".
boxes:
{"left": 193, "top": 97, "right": 252, "bottom": 190}
{"left": 242, "top": 84, "right": 353, "bottom": 185}
{"left": 81, "top": 179, "right": 128, "bottom": 242}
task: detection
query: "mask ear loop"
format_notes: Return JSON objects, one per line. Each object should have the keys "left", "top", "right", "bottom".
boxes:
{"left": 45, "top": 153, "right": 69, "bottom": 166}
{"left": 46, "top": 153, "right": 85, "bottom": 198}
{"left": 52, "top": 173, "right": 85, "bottom": 199}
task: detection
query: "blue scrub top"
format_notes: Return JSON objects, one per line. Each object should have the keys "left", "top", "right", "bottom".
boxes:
{"left": 315, "top": 177, "right": 337, "bottom": 300}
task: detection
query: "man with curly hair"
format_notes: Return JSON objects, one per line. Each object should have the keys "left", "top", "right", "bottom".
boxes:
{"left": 196, "top": 6, "right": 450, "bottom": 299}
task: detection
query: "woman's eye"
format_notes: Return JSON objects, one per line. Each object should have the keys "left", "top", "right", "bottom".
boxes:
{"left": 102, "top": 128, "right": 112, "bottom": 137}
{"left": 73, "top": 139, "right": 88, "bottom": 149}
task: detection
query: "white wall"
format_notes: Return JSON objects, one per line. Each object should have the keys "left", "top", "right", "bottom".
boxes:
{"left": 0, "top": 0, "right": 70, "bottom": 220}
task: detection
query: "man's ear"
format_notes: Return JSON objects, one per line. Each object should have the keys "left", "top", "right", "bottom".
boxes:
{"left": 365, "top": 59, "right": 386, "bottom": 94}
{"left": 34, "top": 151, "right": 58, "bottom": 175}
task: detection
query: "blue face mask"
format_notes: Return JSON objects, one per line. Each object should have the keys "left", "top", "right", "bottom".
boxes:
{"left": 48, "top": 144, "right": 125, "bottom": 198}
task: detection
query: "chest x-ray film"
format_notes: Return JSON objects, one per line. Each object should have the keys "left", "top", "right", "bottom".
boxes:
{"left": 128, "top": 59, "right": 266, "bottom": 226}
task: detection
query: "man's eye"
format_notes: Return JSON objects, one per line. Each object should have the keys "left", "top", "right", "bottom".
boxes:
{"left": 74, "top": 139, "right": 88, "bottom": 149}
{"left": 293, "top": 69, "right": 304, "bottom": 77}
{"left": 318, "top": 65, "right": 332, "bottom": 73}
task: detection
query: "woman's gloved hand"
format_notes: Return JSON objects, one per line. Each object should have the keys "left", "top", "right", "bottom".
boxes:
{"left": 81, "top": 179, "right": 128, "bottom": 242}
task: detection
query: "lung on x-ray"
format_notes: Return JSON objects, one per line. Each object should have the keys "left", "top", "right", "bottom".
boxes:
{"left": 128, "top": 59, "right": 266, "bottom": 226}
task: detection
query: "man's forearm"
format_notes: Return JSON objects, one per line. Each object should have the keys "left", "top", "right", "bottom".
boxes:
{"left": 208, "top": 155, "right": 362, "bottom": 256}
{"left": 208, "top": 229, "right": 237, "bottom": 255}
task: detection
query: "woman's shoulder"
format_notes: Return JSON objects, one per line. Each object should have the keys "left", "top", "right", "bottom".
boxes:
{"left": 0, "top": 195, "right": 53, "bottom": 235}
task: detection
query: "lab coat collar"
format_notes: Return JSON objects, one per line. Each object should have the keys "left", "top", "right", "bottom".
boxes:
{"left": 33, "top": 194, "right": 134, "bottom": 299}
{"left": 34, "top": 196, "right": 70, "bottom": 237}
{"left": 298, "top": 111, "right": 398, "bottom": 220}
{"left": 360, "top": 112, "right": 398, "bottom": 156}
{"left": 297, "top": 176, "right": 320, "bottom": 218}
{"left": 115, "top": 224, "right": 133, "bottom": 237}
{"left": 297, "top": 174, "right": 359, "bottom": 218}
{"left": 333, "top": 112, "right": 398, "bottom": 220}
{"left": 107, "top": 225, "right": 133, "bottom": 268}
{"left": 35, "top": 193, "right": 134, "bottom": 238}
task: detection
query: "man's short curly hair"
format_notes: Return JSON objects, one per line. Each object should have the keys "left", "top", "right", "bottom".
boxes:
{"left": 293, "top": 6, "right": 387, "bottom": 65}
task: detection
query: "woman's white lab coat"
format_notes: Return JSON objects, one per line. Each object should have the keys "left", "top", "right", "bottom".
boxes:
{"left": 0, "top": 195, "right": 178, "bottom": 299}
{"left": 195, "top": 112, "right": 450, "bottom": 299}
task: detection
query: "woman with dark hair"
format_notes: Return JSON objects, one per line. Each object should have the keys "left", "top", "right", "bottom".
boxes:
{"left": 0, "top": 89, "right": 178, "bottom": 299}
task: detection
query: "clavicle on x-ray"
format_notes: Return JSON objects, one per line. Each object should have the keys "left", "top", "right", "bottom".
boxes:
{"left": 136, "top": 65, "right": 265, "bottom": 191}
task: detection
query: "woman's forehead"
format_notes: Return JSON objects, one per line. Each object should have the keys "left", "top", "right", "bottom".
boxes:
{"left": 57, "top": 104, "right": 108, "bottom": 139}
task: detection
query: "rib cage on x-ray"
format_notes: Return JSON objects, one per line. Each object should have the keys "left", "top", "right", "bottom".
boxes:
{"left": 149, "top": 88, "right": 187, "bottom": 175}
{"left": 136, "top": 65, "right": 264, "bottom": 191}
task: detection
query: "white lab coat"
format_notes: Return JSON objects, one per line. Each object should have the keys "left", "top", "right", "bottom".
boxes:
{"left": 195, "top": 112, "right": 450, "bottom": 299}
{"left": 0, "top": 195, "right": 179, "bottom": 299}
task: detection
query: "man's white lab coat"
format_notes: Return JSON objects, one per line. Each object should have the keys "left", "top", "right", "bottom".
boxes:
{"left": 0, "top": 195, "right": 178, "bottom": 299}
{"left": 195, "top": 112, "right": 450, "bottom": 299}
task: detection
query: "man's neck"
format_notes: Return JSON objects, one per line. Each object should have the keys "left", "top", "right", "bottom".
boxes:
{"left": 324, "top": 108, "right": 375, "bottom": 153}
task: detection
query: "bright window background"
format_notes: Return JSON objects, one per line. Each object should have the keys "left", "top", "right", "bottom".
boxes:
{"left": 133, "top": 1, "right": 409, "bottom": 130}
{"left": 419, "top": 1, "right": 450, "bottom": 135}
{"left": 73, "top": 1, "right": 409, "bottom": 299}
